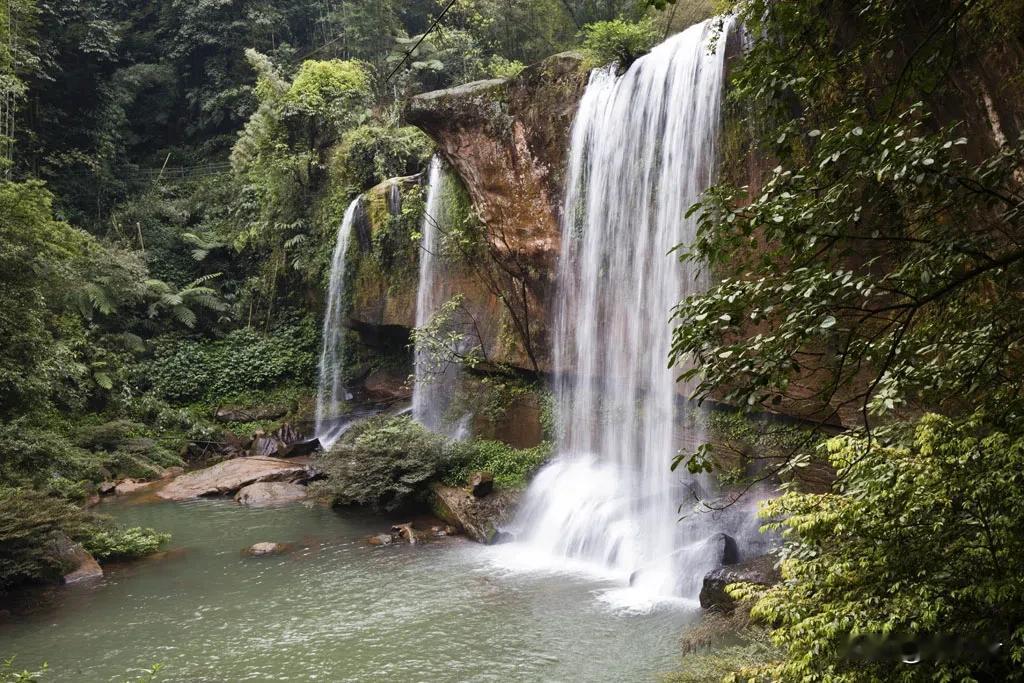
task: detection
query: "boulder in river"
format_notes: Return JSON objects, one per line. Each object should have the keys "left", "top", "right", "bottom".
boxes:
{"left": 245, "top": 542, "right": 290, "bottom": 557}
{"left": 431, "top": 483, "right": 519, "bottom": 544}
{"left": 391, "top": 523, "right": 417, "bottom": 544}
{"left": 114, "top": 478, "right": 153, "bottom": 496}
{"left": 368, "top": 533, "right": 396, "bottom": 546}
{"left": 50, "top": 533, "right": 103, "bottom": 584}
{"left": 161, "top": 466, "right": 185, "bottom": 479}
{"left": 234, "top": 482, "right": 308, "bottom": 506}
{"left": 699, "top": 554, "right": 781, "bottom": 611}
{"left": 157, "top": 456, "right": 309, "bottom": 501}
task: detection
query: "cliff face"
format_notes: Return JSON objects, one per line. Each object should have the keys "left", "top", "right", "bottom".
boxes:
{"left": 405, "top": 52, "right": 590, "bottom": 373}
{"left": 348, "top": 175, "right": 420, "bottom": 333}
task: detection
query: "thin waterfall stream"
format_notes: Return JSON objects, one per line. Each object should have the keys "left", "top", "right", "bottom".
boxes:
{"left": 503, "top": 17, "right": 763, "bottom": 606}
{"left": 412, "top": 156, "right": 471, "bottom": 439}
{"left": 314, "top": 197, "right": 361, "bottom": 448}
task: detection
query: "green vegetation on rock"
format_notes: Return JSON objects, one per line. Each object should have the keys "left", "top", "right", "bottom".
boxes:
{"left": 444, "top": 439, "right": 551, "bottom": 489}
{"left": 580, "top": 18, "right": 657, "bottom": 69}
{"left": 313, "top": 416, "right": 447, "bottom": 511}
{"left": 83, "top": 526, "right": 171, "bottom": 562}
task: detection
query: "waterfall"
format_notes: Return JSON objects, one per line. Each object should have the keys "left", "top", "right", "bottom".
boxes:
{"left": 314, "top": 197, "right": 361, "bottom": 448}
{"left": 412, "top": 156, "right": 471, "bottom": 439}
{"left": 506, "top": 18, "right": 759, "bottom": 604}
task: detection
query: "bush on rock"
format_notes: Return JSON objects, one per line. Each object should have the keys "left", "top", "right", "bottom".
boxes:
{"left": 313, "top": 416, "right": 446, "bottom": 511}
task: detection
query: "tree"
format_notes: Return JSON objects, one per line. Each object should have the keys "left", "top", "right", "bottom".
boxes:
{"left": 669, "top": 0, "right": 1024, "bottom": 679}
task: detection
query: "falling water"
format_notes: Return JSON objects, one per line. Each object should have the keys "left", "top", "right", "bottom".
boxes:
{"left": 506, "top": 18, "right": 758, "bottom": 604}
{"left": 314, "top": 198, "right": 361, "bottom": 448}
{"left": 412, "top": 157, "right": 472, "bottom": 439}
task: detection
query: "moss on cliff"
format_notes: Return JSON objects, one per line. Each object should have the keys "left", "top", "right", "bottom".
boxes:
{"left": 345, "top": 176, "right": 423, "bottom": 330}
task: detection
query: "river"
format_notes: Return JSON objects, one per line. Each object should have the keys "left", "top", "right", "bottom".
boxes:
{"left": 1, "top": 497, "right": 698, "bottom": 681}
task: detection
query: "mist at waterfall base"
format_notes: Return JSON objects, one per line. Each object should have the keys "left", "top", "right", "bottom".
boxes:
{"left": 314, "top": 197, "right": 360, "bottom": 449}
{"left": 412, "top": 156, "right": 472, "bottom": 439}
{"left": 496, "top": 17, "right": 767, "bottom": 610}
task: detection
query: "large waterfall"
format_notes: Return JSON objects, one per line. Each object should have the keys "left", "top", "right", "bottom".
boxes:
{"left": 314, "top": 197, "right": 361, "bottom": 448}
{"left": 506, "top": 18, "right": 757, "bottom": 604}
{"left": 412, "top": 156, "right": 470, "bottom": 439}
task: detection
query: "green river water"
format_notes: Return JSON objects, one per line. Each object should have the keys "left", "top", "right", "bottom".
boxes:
{"left": 0, "top": 498, "right": 699, "bottom": 682}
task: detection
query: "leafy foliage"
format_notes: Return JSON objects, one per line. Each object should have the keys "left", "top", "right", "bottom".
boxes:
{"left": 0, "top": 180, "right": 90, "bottom": 416}
{"left": 580, "top": 18, "right": 657, "bottom": 69}
{"left": 84, "top": 526, "right": 170, "bottom": 562}
{"left": 731, "top": 415, "right": 1024, "bottom": 681}
{"left": 669, "top": 0, "right": 1024, "bottom": 679}
{"left": 0, "top": 487, "right": 90, "bottom": 589}
{"left": 444, "top": 439, "right": 552, "bottom": 489}
{"left": 334, "top": 125, "right": 433, "bottom": 194}
{"left": 313, "top": 416, "right": 447, "bottom": 511}
{"left": 147, "top": 318, "right": 319, "bottom": 404}
{"left": 2, "top": 656, "right": 48, "bottom": 683}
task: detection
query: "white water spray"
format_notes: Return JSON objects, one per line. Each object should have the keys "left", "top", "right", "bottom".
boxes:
{"left": 314, "top": 198, "right": 361, "bottom": 448}
{"left": 505, "top": 18, "right": 758, "bottom": 604}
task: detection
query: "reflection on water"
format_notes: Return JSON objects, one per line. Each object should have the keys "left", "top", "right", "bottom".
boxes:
{"left": 0, "top": 498, "right": 697, "bottom": 682}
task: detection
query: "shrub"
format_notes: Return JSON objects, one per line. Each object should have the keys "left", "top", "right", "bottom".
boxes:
{"left": 580, "top": 19, "right": 657, "bottom": 69}
{"left": 0, "top": 488, "right": 91, "bottom": 589}
{"left": 487, "top": 56, "right": 525, "bottom": 79}
{"left": 334, "top": 125, "right": 433, "bottom": 192}
{"left": 83, "top": 526, "right": 170, "bottom": 561}
{"left": 313, "top": 416, "right": 446, "bottom": 511}
{"left": 0, "top": 421, "right": 102, "bottom": 496}
{"left": 75, "top": 419, "right": 148, "bottom": 451}
{"left": 444, "top": 439, "right": 551, "bottom": 489}
{"left": 146, "top": 317, "right": 318, "bottom": 404}
{"left": 735, "top": 414, "right": 1024, "bottom": 681}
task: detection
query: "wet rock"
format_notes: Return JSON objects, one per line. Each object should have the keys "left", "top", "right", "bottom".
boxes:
{"left": 364, "top": 368, "right": 412, "bottom": 401}
{"left": 469, "top": 471, "right": 494, "bottom": 498}
{"left": 215, "top": 404, "right": 289, "bottom": 422}
{"left": 472, "top": 389, "right": 545, "bottom": 448}
{"left": 97, "top": 481, "right": 117, "bottom": 496}
{"left": 699, "top": 554, "right": 781, "bottom": 611}
{"left": 249, "top": 430, "right": 280, "bottom": 457}
{"left": 368, "top": 533, "right": 396, "bottom": 546}
{"left": 157, "top": 456, "right": 309, "bottom": 501}
{"left": 391, "top": 523, "right": 417, "bottom": 544}
{"left": 50, "top": 533, "right": 103, "bottom": 584}
{"left": 404, "top": 52, "right": 590, "bottom": 373}
{"left": 431, "top": 484, "right": 520, "bottom": 544}
{"left": 161, "top": 466, "right": 185, "bottom": 479}
{"left": 281, "top": 437, "right": 321, "bottom": 458}
{"left": 247, "top": 423, "right": 313, "bottom": 458}
{"left": 491, "top": 530, "right": 515, "bottom": 544}
{"left": 114, "top": 478, "right": 153, "bottom": 496}
{"left": 234, "top": 482, "right": 308, "bottom": 507}
{"left": 245, "top": 542, "right": 289, "bottom": 557}
{"left": 704, "top": 532, "right": 740, "bottom": 567}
